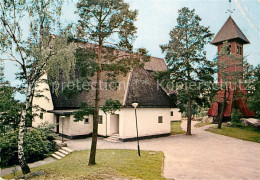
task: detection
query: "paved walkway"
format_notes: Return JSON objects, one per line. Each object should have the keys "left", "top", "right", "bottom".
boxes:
{"left": 1, "top": 121, "right": 259, "bottom": 179}
{"left": 0, "top": 157, "right": 56, "bottom": 177}
{"left": 67, "top": 121, "right": 260, "bottom": 180}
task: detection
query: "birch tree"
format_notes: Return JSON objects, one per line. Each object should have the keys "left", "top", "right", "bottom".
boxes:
{"left": 0, "top": 0, "right": 76, "bottom": 174}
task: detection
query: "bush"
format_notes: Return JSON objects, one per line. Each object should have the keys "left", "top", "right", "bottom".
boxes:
{"left": 0, "top": 123, "right": 55, "bottom": 168}
{"left": 231, "top": 109, "right": 242, "bottom": 127}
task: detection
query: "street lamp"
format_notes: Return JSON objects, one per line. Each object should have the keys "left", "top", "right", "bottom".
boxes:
{"left": 132, "top": 102, "right": 141, "bottom": 157}
{"left": 60, "top": 116, "right": 66, "bottom": 143}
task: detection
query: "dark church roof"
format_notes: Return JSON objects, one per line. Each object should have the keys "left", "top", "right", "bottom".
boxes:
{"left": 51, "top": 56, "right": 176, "bottom": 109}
{"left": 211, "top": 16, "right": 250, "bottom": 45}
{"left": 124, "top": 68, "right": 176, "bottom": 108}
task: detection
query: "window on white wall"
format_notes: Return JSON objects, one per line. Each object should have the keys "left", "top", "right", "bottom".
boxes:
{"left": 98, "top": 115, "right": 103, "bottom": 124}
{"left": 84, "top": 118, "right": 89, "bottom": 124}
{"left": 158, "top": 116, "right": 163, "bottom": 123}
{"left": 40, "top": 113, "right": 43, "bottom": 119}
{"left": 170, "top": 111, "right": 173, "bottom": 116}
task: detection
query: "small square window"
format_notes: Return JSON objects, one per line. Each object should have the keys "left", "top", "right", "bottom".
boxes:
{"left": 158, "top": 116, "right": 163, "bottom": 123}
{"left": 227, "top": 45, "right": 232, "bottom": 54}
{"left": 237, "top": 45, "right": 242, "bottom": 55}
{"left": 170, "top": 111, "right": 173, "bottom": 116}
{"left": 84, "top": 118, "right": 89, "bottom": 124}
{"left": 40, "top": 113, "right": 43, "bottom": 119}
{"left": 98, "top": 115, "right": 103, "bottom": 124}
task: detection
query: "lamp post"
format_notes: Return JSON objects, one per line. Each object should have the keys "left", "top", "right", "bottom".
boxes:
{"left": 60, "top": 116, "right": 66, "bottom": 143}
{"left": 132, "top": 102, "right": 141, "bottom": 157}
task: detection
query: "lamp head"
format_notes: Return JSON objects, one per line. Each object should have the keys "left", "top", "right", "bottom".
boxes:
{"left": 132, "top": 102, "right": 138, "bottom": 108}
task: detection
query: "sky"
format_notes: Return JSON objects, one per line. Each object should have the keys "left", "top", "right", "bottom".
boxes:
{"left": 3, "top": 0, "right": 260, "bottom": 100}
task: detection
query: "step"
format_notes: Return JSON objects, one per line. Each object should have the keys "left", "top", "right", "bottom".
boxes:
{"left": 51, "top": 153, "right": 62, "bottom": 160}
{"left": 62, "top": 147, "right": 74, "bottom": 153}
{"left": 105, "top": 139, "right": 120, "bottom": 143}
{"left": 58, "top": 149, "right": 70, "bottom": 155}
{"left": 110, "top": 135, "right": 119, "bottom": 138}
{"left": 110, "top": 136, "right": 119, "bottom": 138}
{"left": 107, "top": 137, "right": 119, "bottom": 140}
{"left": 55, "top": 151, "right": 66, "bottom": 157}
{"left": 111, "top": 134, "right": 119, "bottom": 136}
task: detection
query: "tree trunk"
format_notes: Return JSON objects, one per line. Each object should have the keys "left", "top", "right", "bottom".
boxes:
{"left": 218, "top": 88, "right": 227, "bottom": 129}
{"left": 186, "top": 95, "right": 192, "bottom": 135}
{"left": 88, "top": 39, "right": 102, "bottom": 165}
{"left": 18, "top": 85, "right": 32, "bottom": 174}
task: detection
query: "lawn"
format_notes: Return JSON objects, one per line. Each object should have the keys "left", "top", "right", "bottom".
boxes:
{"left": 3, "top": 149, "right": 166, "bottom": 180}
{"left": 194, "top": 121, "right": 212, "bottom": 128}
{"left": 171, "top": 121, "right": 185, "bottom": 135}
{"left": 206, "top": 125, "right": 260, "bottom": 143}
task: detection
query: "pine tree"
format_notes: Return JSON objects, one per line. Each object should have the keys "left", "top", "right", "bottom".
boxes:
{"left": 76, "top": 0, "right": 149, "bottom": 165}
{"left": 160, "top": 7, "right": 214, "bottom": 135}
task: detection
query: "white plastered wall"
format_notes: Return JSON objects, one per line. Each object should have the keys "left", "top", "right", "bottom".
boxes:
{"left": 32, "top": 74, "right": 55, "bottom": 127}
{"left": 170, "top": 108, "right": 182, "bottom": 121}
{"left": 59, "top": 110, "right": 107, "bottom": 137}
{"left": 65, "top": 108, "right": 181, "bottom": 139}
{"left": 119, "top": 108, "right": 173, "bottom": 139}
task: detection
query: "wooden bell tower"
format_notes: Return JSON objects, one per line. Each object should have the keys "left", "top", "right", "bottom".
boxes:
{"left": 208, "top": 16, "right": 255, "bottom": 118}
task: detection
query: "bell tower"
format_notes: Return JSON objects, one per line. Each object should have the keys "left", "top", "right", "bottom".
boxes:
{"left": 212, "top": 16, "right": 249, "bottom": 84}
{"left": 208, "top": 16, "right": 255, "bottom": 119}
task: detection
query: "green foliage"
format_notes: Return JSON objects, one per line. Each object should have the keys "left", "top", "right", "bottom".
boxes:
{"left": 247, "top": 64, "right": 260, "bottom": 118}
{"left": 77, "top": 0, "right": 138, "bottom": 50}
{"left": 231, "top": 109, "right": 242, "bottom": 127}
{"left": 0, "top": 66, "right": 22, "bottom": 134}
{"left": 101, "top": 99, "right": 122, "bottom": 114}
{"left": 73, "top": 103, "right": 94, "bottom": 122}
{"left": 76, "top": 0, "right": 150, "bottom": 77}
{"left": 59, "top": 47, "right": 97, "bottom": 99}
{"left": 0, "top": 123, "right": 55, "bottom": 168}
{"left": 158, "top": 7, "right": 214, "bottom": 115}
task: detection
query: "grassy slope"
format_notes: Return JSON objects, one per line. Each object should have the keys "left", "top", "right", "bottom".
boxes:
{"left": 3, "top": 149, "right": 165, "bottom": 180}
{"left": 171, "top": 121, "right": 185, "bottom": 135}
{"left": 206, "top": 125, "right": 260, "bottom": 143}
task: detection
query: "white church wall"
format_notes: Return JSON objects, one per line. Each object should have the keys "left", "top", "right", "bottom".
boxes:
{"left": 119, "top": 108, "right": 173, "bottom": 140}
{"left": 32, "top": 74, "right": 55, "bottom": 128}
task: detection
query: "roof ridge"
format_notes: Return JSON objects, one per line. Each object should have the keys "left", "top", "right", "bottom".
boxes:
{"left": 229, "top": 16, "right": 239, "bottom": 38}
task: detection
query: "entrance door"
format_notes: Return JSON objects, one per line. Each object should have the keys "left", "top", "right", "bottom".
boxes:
{"left": 56, "top": 115, "right": 59, "bottom": 133}
{"left": 110, "top": 114, "right": 119, "bottom": 135}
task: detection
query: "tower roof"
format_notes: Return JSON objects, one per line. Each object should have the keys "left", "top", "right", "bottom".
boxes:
{"left": 212, "top": 16, "right": 250, "bottom": 45}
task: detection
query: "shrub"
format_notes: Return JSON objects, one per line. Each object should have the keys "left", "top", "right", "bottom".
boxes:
{"left": 0, "top": 123, "right": 55, "bottom": 168}
{"left": 231, "top": 109, "right": 242, "bottom": 127}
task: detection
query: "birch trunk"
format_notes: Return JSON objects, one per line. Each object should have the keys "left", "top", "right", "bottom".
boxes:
{"left": 18, "top": 84, "right": 32, "bottom": 174}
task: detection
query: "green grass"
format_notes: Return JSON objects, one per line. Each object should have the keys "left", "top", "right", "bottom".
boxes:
{"left": 206, "top": 125, "right": 260, "bottom": 143}
{"left": 3, "top": 149, "right": 166, "bottom": 180}
{"left": 171, "top": 121, "right": 185, "bottom": 135}
{"left": 194, "top": 121, "right": 212, "bottom": 128}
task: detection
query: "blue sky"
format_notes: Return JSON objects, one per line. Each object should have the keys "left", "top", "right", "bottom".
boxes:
{"left": 3, "top": 0, "right": 260, "bottom": 100}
